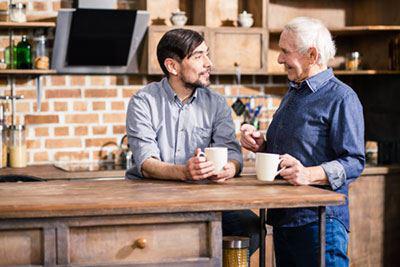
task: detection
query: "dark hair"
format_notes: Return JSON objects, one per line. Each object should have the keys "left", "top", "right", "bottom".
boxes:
{"left": 156, "top": 28, "right": 204, "bottom": 76}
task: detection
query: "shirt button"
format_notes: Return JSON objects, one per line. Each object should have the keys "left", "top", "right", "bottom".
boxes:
{"left": 177, "top": 149, "right": 181, "bottom": 152}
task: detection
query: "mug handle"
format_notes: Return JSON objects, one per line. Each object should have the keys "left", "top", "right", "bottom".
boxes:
{"left": 197, "top": 151, "right": 206, "bottom": 158}
{"left": 274, "top": 159, "right": 287, "bottom": 177}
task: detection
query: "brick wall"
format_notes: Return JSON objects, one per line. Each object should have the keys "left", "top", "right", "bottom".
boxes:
{"left": 0, "top": 0, "right": 287, "bottom": 165}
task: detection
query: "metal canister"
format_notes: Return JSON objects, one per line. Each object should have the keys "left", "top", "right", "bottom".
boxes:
{"left": 223, "top": 236, "right": 250, "bottom": 267}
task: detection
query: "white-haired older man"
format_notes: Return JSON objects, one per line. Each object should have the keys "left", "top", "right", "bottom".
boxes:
{"left": 241, "top": 17, "right": 365, "bottom": 266}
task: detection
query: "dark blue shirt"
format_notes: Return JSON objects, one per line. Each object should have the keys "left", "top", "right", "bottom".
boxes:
{"left": 265, "top": 68, "right": 365, "bottom": 230}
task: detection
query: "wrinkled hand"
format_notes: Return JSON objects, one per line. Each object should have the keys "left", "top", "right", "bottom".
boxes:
{"left": 240, "top": 124, "right": 265, "bottom": 152}
{"left": 279, "top": 154, "right": 311, "bottom": 185}
{"left": 208, "top": 162, "right": 236, "bottom": 183}
{"left": 186, "top": 148, "right": 216, "bottom": 180}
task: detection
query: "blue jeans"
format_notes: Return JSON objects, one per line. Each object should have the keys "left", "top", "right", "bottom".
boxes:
{"left": 222, "top": 210, "right": 263, "bottom": 255}
{"left": 273, "top": 218, "right": 349, "bottom": 267}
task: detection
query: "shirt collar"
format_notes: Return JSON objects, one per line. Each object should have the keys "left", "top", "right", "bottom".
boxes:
{"left": 289, "top": 68, "right": 334, "bottom": 93}
{"left": 162, "top": 77, "right": 199, "bottom": 104}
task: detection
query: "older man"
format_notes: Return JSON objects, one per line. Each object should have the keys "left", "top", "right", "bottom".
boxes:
{"left": 241, "top": 17, "right": 365, "bottom": 266}
{"left": 126, "top": 28, "right": 261, "bottom": 254}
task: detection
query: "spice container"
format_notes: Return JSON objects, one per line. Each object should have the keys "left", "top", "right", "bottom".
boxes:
{"left": 16, "top": 35, "right": 32, "bottom": 69}
{"left": 34, "top": 35, "right": 49, "bottom": 69}
{"left": 345, "top": 52, "right": 362, "bottom": 71}
{"left": 9, "top": 2, "right": 26, "bottom": 23}
{"left": 223, "top": 236, "right": 250, "bottom": 267}
{"left": 9, "top": 124, "right": 27, "bottom": 168}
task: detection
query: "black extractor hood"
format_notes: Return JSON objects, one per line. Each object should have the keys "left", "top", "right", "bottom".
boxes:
{"left": 51, "top": 8, "right": 149, "bottom": 74}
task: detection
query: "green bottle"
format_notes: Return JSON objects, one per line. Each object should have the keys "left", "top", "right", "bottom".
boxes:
{"left": 5, "top": 41, "right": 18, "bottom": 69}
{"left": 16, "top": 35, "right": 32, "bottom": 69}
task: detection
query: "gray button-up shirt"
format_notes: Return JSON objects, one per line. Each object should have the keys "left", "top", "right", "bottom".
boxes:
{"left": 126, "top": 77, "right": 243, "bottom": 179}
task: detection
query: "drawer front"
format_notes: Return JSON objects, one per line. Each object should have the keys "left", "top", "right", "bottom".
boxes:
{"left": 69, "top": 222, "right": 209, "bottom": 265}
{"left": 0, "top": 229, "right": 43, "bottom": 265}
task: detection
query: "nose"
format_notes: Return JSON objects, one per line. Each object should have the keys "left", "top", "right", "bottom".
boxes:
{"left": 204, "top": 54, "right": 213, "bottom": 68}
{"left": 277, "top": 52, "right": 285, "bottom": 64}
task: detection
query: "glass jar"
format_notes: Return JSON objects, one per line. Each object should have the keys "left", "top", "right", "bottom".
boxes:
{"left": 9, "top": 124, "right": 27, "bottom": 168}
{"left": 16, "top": 35, "right": 32, "bottom": 69}
{"left": 9, "top": 2, "right": 26, "bottom": 23}
{"left": 223, "top": 236, "right": 250, "bottom": 267}
{"left": 0, "top": 125, "right": 5, "bottom": 168}
{"left": 5, "top": 41, "right": 18, "bottom": 69}
{"left": 34, "top": 35, "right": 49, "bottom": 69}
{"left": 345, "top": 52, "right": 362, "bottom": 71}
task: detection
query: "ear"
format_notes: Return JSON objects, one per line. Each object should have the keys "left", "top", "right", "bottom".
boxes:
{"left": 308, "top": 47, "right": 319, "bottom": 64}
{"left": 164, "top": 58, "right": 179, "bottom": 76}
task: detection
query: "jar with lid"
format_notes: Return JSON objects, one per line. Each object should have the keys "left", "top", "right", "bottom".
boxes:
{"left": 33, "top": 35, "right": 49, "bottom": 69}
{"left": 9, "top": 124, "right": 27, "bottom": 168}
{"left": 223, "top": 236, "right": 250, "bottom": 267}
{"left": 9, "top": 2, "right": 26, "bottom": 23}
{"left": 345, "top": 51, "right": 362, "bottom": 71}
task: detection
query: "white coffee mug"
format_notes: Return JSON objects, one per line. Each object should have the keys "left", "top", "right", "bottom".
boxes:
{"left": 198, "top": 147, "right": 228, "bottom": 173}
{"left": 255, "top": 153, "right": 285, "bottom": 181}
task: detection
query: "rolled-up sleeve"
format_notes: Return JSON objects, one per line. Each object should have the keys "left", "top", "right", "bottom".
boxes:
{"left": 126, "top": 94, "right": 160, "bottom": 177}
{"left": 211, "top": 96, "right": 243, "bottom": 173}
{"left": 322, "top": 91, "right": 365, "bottom": 190}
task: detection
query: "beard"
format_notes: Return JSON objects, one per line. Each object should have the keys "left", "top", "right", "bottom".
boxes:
{"left": 181, "top": 70, "right": 211, "bottom": 90}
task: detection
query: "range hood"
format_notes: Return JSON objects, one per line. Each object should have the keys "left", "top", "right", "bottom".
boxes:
{"left": 51, "top": 8, "right": 149, "bottom": 74}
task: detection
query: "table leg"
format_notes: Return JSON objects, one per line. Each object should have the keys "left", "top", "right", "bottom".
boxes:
{"left": 318, "top": 206, "right": 326, "bottom": 267}
{"left": 259, "top": 208, "right": 266, "bottom": 267}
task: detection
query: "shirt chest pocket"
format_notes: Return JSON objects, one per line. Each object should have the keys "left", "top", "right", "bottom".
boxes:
{"left": 190, "top": 127, "right": 213, "bottom": 152}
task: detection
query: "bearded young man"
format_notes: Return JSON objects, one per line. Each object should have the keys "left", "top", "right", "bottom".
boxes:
{"left": 126, "top": 29, "right": 261, "bottom": 254}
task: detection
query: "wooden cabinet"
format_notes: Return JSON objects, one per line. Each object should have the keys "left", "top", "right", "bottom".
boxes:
{"left": 0, "top": 213, "right": 221, "bottom": 266}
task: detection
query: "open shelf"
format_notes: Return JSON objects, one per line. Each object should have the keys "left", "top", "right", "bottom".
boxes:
{"left": 0, "top": 21, "right": 56, "bottom": 29}
{"left": 269, "top": 25, "right": 400, "bottom": 35}
{"left": 0, "top": 69, "right": 57, "bottom": 75}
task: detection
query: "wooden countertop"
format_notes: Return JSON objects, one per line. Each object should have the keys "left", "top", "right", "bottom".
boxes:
{"left": 0, "top": 175, "right": 345, "bottom": 219}
{"left": 1, "top": 164, "right": 400, "bottom": 181}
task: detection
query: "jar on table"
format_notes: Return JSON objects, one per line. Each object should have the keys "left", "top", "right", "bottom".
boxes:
{"left": 9, "top": 2, "right": 26, "bottom": 23}
{"left": 223, "top": 236, "right": 250, "bottom": 267}
{"left": 9, "top": 124, "right": 27, "bottom": 168}
{"left": 33, "top": 35, "right": 49, "bottom": 69}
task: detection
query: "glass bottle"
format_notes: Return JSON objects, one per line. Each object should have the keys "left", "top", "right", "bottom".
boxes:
{"left": 9, "top": 124, "right": 27, "bottom": 168}
{"left": 9, "top": 3, "right": 27, "bottom": 23}
{"left": 223, "top": 236, "right": 250, "bottom": 267}
{"left": 34, "top": 35, "right": 49, "bottom": 69}
{"left": 16, "top": 35, "right": 32, "bottom": 69}
{"left": 5, "top": 41, "right": 18, "bottom": 69}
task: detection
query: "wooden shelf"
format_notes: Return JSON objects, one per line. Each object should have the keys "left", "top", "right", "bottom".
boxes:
{"left": 0, "top": 21, "right": 56, "bottom": 29}
{"left": 269, "top": 25, "right": 400, "bottom": 35}
{"left": 0, "top": 69, "right": 57, "bottom": 75}
{"left": 266, "top": 70, "right": 400, "bottom": 76}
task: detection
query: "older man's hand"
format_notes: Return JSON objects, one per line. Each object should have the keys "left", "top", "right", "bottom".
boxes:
{"left": 279, "top": 154, "right": 312, "bottom": 185}
{"left": 240, "top": 124, "right": 265, "bottom": 152}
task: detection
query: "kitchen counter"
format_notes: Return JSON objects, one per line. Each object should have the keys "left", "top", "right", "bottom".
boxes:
{"left": 1, "top": 163, "right": 400, "bottom": 181}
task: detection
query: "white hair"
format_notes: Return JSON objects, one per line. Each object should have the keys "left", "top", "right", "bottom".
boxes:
{"left": 284, "top": 17, "right": 336, "bottom": 66}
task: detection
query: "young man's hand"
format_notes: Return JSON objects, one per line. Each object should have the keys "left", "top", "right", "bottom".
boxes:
{"left": 208, "top": 161, "right": 236, "bottom": 183}
{"left": 186, "top": 148, "right": 216, "bottom": 180}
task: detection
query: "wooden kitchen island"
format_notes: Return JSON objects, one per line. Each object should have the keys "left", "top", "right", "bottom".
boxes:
{"left": 0, "top": 175, "right": 344, "bottom": 267}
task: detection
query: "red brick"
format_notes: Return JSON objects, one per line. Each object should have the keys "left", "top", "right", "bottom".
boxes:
{"left": 54, "top": 102, "right": 68, "bottom": 111}
{"left": 264, "top": 86, "right": 287, "bottom": 96}
{"left": 70, "top": 76, "right": 86, "bottom": 86}
{"left": 46, "top": 89, "right": 81, "bottom": 98}
{"left": 84, "top": 89, "right": 117, "bottom": 98}
{"left": 92, "top": 101, "right": 106, "bottom": 110}
{"left": 16, "top": 102, "right": 31, "bottom": 113}
{"left": 211, "top": 86, "right": 225, "bottom": 95}
{"left": 271, "top": 97, "right": 282, "bottom": 108}
{"left": 85, "top": 137, "right": 117, "bottom": 147}
{"left": 15, "top": 89, "right": 36, "bottom": 99}
{"left": 52, "top": 1, "right": 61, "bottom": 11}
{"left": 103, "top": 113, "right": 126, "bottom": 123}
{"left": 123, "top": 88, "right": 140, "bottom": 98}
{"left": 45, "top": 138, "right": 81, "bottom": 148}
{"left": 74, "top": 126, "right": 88, "bottom": 136}
{"left": 33, "top": 102, "right": 49, "bottom": 112}
{"left": 90, "top": 76, "right": 107, "bottom": 86}
{"left": 111, "top": 101, "right": 125, "bottom": 110}
{"left": 35, "top": 127, "right": 49, "bottom": 137}
{"left": 25, "top": 115, "right": 59, "bottom": 124}
{"left": 34, "top": 151, "right": 48, "bottom": 162}
{"left": 73, "top": 101, "right": 88, "bottom": 111}
{"left": 93, "top": 126, "right": 107, "bottom": 135}
{"left": 128, "top": 76, "right": 145, "bottom": 84}
{"left": 50, "top": 76, "right": 65, "bottom": 86}
{"left": 65, "top": 114, "right": 98, "bottom": 124}
{"left": 113, "top": 125, "right": 126, "bottom": 134}
{"left": 54, "top": 127, "right": 69, "bottom": 136}
{"left": 231, "top": 86, "right": 261, "bottom": 96}
{"left": 27, "top": 139, "right": 41, "bottom": 149}
{"left": 54, "top": 151, "right": 89, "bottom": 161}
{"left": 15, "top": 78, "right": 31, "bottom": 86}
{"left": 33, "top": 2, "right": 48, "bottom": 11}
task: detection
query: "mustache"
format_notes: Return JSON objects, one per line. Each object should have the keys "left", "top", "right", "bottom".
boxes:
{"left": 199, "top": 68, "right": 212, "bottom": 75}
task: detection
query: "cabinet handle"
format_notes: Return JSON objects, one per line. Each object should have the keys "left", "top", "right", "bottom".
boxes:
{"left": 133, "top": 238, "right": 147, "bottom": 249}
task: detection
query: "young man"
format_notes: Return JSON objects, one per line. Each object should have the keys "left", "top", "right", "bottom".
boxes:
{"left": 241, "top": 17, "right": 365, "bottom": 266}
{"left": 126, "top": 29, "right": 261, "bottom": 254}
